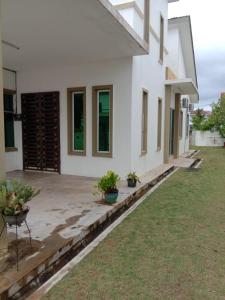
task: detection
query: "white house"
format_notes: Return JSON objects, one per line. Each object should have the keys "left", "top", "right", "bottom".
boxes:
{"left": 166, "top": 16, "right": 198, "bottom": 157}
{"left": 0, "top": 0, "right": 198, "bottom": 180}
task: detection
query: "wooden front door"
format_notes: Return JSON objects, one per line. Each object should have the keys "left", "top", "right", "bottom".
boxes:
{"left": 22, "top": 91, "right": 60, "bottom": 173}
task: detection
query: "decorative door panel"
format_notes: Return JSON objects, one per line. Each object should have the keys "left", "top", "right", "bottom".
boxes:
{"left": 22, "top": 92, "right": 60, "bottom": 173}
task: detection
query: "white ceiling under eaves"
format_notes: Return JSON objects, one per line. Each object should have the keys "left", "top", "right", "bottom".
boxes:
{"left": 2, "top": 0, "right": 148, "bottom": 71}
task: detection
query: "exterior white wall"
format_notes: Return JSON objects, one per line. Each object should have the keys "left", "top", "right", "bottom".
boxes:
{"left": 179, "top": 108, "right": 189, "bottom": 155}
{"left": 3, "top": 0, "right": 196, "bottom": 178}
{"left": 167, "top": 28, "right": 186, "bottom": 78}
{"left": 9, "top": 58, "right": 133, "bottom": 178}
{"left": 177, "top": 37, "right": 186, "bottom": 78}
{"left": 3, "top": 69, "right": 16, "bottom": 90}
{"left": 167, "top": 27, "right": 191, "bottom": 156}
{"left": 191, "top": 131, "right": 225, "bottom": 147}
{"left": 130, "top": 0, "right": 168, "bottom": 175}
{"left": 151, "top": 0, "right": 168, "bottom": 49}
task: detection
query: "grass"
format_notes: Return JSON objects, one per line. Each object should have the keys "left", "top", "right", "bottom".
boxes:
{"left": 43, "top": 148, "right": 225, "bottom": 300}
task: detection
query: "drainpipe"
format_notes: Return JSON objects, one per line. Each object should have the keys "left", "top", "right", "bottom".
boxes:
{"left": 0, "top": 14, "right": 8, "bottom": 258}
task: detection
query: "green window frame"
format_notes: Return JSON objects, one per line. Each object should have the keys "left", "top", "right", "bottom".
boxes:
{"left": 186, "top": 114, "right": 190, "bottom": 138}
{"left": 67, "top": 87, "right": 86, "bottom": 156}
{"left": 159, "top": 15, "right": 164, "bottom": 63}
{"left": 4, "top": 91, "right": 16, "bottom": 150}
{"left": 141, "top": 89, "right": 148, "bottom": 155}
{"left": 179, "top": 111, "right": 183, "bottom": 139}
{"left": 92, "top": 85, "right": 113, "bottom": 158}
{"left": 157, "top": 98, "right": 162, "bottom": 151}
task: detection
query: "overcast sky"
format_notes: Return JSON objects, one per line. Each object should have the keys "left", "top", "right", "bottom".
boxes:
{"left": 168, "top": 0, "right": 225, "bottom": 110}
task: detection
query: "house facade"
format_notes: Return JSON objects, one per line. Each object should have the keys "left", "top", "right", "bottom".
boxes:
{"left": 0, "top": 0, "right": 198, "bottom": 180}
{"left": 166, "top": 16, "right": 198, "bottom": 158}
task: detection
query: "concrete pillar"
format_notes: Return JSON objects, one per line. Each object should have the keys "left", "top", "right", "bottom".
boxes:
{"left": 0, "top": 11, "right": 7, "bottom": 257}
{"left": 174, "top": 93, "right": 181, "bottom": 159}
{"left": 164, "top": 86, "right": 171, "bottom": 164}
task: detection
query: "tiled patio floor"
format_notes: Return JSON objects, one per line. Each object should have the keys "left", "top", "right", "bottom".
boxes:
{"left": 0, "top": 154, "right": 195, "bottom": 298}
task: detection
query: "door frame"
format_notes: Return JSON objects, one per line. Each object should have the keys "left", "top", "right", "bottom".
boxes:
{"left": 169, "top": 108, "right": 175, "bottom": 157}
{"left": 21, "top": 91, "right": 61, "bottom": 174}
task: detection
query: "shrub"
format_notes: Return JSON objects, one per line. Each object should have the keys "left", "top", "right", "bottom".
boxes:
{"left": 0, "top": 180, "right": 39, "bottom": 216}
{"left": 127, "top": 172, "right": 141, "bottom": 183}
{"left": 96, "top": 171, "right": 120, "bottom": 194}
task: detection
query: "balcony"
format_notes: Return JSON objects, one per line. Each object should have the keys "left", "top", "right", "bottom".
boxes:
{"left": 111, "top": 0, "right": 146, "bottom": 40}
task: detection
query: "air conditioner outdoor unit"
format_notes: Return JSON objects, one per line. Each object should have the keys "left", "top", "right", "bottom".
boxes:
{"left": 182, "top": 98, "right": 188, "bottom": 108}
{"left": 188, "top": 103, "right": 194, "bottom": 112}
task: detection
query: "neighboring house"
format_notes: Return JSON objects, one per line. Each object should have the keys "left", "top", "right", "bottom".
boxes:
{"left": 166, "top": 16, "right": 198, "bottom": 157}
{"left": 0, "top": 0, "right": 198, "bottom": 180}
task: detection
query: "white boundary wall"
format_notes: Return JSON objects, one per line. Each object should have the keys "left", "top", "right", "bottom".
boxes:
{"left": 191, "top": 130, "right": 225, "bottom": 147}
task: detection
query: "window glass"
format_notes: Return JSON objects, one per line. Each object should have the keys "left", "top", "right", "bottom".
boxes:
{"left": 169, "top": 109, "right": 175, "bottom": 155}
{"left": 4, "top": 94, "right": 15, "bottom": 148}
{"left": 157, "top": 98, "right": 162, "bottom": 149}
{"left": 186, "top": 114, "right": 190, "bottom": 137}
{"left": 179, "top": 111, "right": 183, "bottom": 138}
{"left": 98, "top": 91, "right": 110, "bottom": 152}
{"left": 73, "top": 92, "right": 84, "bottom": 151}
{"left": 141, "top": 91, "right": 148, "bottom": 154}
{"left": 160, "top": 16, "right": 164, "bottom": 62}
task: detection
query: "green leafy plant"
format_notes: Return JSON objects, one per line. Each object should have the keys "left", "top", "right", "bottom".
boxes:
{"left": 127, "top": 172, "right": 141, "bottom": 183}
{"left": 192, "top": 109, "right": 214, "bottom": 131}
{"left": 192, "top": 109, "right": 206, "bottom": 130}
{"left": 95, "top": 171, "right": 120, "bottom": 196}
{"left": 211, "top": 96, "right": 225, "bottom": 138}
{"left": 0, "top": 180, "right": 39, "bottom": 216}
{"left": 192, "top": 96, "right": 225, "bottom": 138}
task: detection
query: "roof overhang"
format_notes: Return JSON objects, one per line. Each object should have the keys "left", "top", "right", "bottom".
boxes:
{"left": 169, "top": 16, "right": 198, "bottom": 90}
{"left": 2, "top": 0, "right": 148, "bottom": 71}
{"left": 165, "top": 78, "right": 199, "bottom": 103}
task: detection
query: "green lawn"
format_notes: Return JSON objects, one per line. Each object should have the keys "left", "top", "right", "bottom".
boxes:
{"left": 43, "top": 148, "right": 225, "bottom": 300}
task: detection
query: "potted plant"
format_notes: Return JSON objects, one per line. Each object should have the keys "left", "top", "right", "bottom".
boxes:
{"left": 95, "top": 170, "right": 120, "bottom": 204}
{"left": 127, "top": 172, "right": 141, "bottom": 188}
{"left": 0, "top": 180, "right": 39, "bottom": 226}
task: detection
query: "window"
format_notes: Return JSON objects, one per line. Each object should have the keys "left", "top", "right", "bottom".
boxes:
{"left": 169, "top": 108, "right": 175, "bottom": 156}
{"left": 159, "top": 15, "right": 164, "bottom": 63}
{"left": 141, "top": 90, "right": 148, "bottom": 154}
{"left": 4, "top": 91, "right": 15, "bottom": 150}
{"left": 157, "top": 98, "right": 162, "bottom": 150}
{"left": 179, "top": 111, "right": 183, "bottom": 139}
{"left": 92, "top": 85, "right": 113, "bottom": 157}
{"left": 67, "top": 87, "right": 86, "bottom": 155}
{"left": 186, "top": 114, "right": 190, "bottom": 137}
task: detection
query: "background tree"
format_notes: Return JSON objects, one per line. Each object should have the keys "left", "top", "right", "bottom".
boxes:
{"left": 192, "top": 96, "right": 225, "bottom": 137}
{"left": 192, "top": 109, "right": 205, "bottom": 130}
{"left": 211, "top": 95, "right": 225, "bottom": 138}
